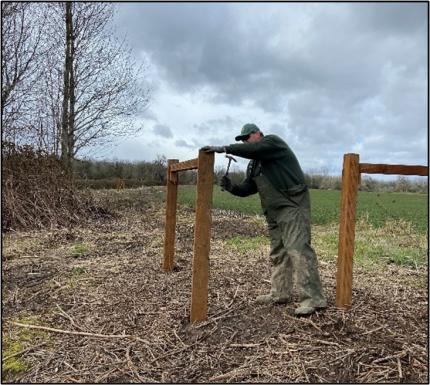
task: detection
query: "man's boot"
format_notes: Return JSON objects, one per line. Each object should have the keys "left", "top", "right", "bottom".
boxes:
{"left": 294, "top": 297, "right": 327, "bottom": 316}
{"left": 255, "top": 293, "right": 290, "bottom": 304}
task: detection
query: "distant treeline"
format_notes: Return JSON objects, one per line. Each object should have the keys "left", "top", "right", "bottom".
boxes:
{"left": 73, "top": 157, "right": 428, "bottom": 193}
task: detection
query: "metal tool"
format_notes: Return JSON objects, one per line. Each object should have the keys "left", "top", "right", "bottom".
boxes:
{"left": 221, "top": 155, "right": 237, "bottom": 191}
{"left": 224, "top": 154, "right": 237, "bottom": 177}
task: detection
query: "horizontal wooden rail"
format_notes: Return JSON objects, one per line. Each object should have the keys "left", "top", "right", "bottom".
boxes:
{"left": 359, "top": 163, "right": 428, "bottom": 176}
{"left": 170, "top": 158, "right": 198, "bottom": 173}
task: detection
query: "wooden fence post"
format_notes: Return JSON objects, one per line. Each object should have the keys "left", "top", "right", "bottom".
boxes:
{"left": 190, "top": 150, "right": 214, "bottom": 322}
{"left": 336, "top": 153, "right": 360, "bottom": 309}
{"left": 163, "top": 159, "right": 179, "bottom": 272}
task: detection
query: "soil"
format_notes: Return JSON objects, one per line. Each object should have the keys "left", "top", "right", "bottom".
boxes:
{"left": 2, "top": 187, "right": 428, "bottom": 383}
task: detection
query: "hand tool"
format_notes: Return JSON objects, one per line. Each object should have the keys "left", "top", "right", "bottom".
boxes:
{"left": 221, "top": 155, "right": 237, "bottom": 191}
{"left": 224, "top": 154, "right": 237, "bottom": 177}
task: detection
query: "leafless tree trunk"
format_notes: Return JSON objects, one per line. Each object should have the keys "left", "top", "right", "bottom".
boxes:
{"left": 61, "top": 2, "right": 74, "bottom": 170}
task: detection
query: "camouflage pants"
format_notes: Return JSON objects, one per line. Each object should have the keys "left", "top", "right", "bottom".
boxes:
{"left": 254, "top": 175, "right": 326, "bottom": 308}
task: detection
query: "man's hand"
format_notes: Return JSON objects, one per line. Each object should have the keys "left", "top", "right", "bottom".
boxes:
{"left": 200, "top": 146, "right": 226, "bottom": 153}
{"left": 220, "top": 175, "right": 233, "bottom": 192}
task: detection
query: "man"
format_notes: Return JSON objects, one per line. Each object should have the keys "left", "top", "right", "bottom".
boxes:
{"left": 201, "top": 123, "right": 327, "bottom": 316}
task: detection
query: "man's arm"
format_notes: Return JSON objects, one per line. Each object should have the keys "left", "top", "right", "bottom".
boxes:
{"left": 200, "top": 146, "right": 226, "bottom": 153}
{"left": 226, "top": 135, "right": 287, "bottom": 160}
{"left": 221, "top": 176, "right": 258, "bottom": 197}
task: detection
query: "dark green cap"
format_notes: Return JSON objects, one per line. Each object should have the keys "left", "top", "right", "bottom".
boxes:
{"left": 235, "top": 123, "right": 260, "bottom": 141}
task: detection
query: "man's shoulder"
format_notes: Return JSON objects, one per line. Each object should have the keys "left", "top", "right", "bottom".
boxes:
{"left": 263, "top": 134, "right": 287, "bottom": 145}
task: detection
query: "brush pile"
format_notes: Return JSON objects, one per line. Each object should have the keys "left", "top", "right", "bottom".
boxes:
{"left": 2, "top": 142, "right": 98, "bottom": 231}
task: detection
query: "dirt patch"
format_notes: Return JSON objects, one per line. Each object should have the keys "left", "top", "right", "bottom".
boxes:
{"left": 2, "top": 189, "right": 428, "bottom": 383}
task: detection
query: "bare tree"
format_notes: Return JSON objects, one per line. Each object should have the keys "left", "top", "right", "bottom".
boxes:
{"left": 2, "top": 2, "right": 150, "bottom": 171}
{"left": 47, "top": 2, "right": 150, "bottom": 170}
{"left": 1, "top": 3, "right": 47, "bottom": 142}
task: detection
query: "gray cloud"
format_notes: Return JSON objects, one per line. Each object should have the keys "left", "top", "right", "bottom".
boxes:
{"left": 193, "top": 116, "right": 238, "bottom": 135}
{"left": 140, "top": 108, "right": 158, "bottom": 122}
{"left": 112, "top": 3, "right": 427, "bottom": 172}
{"left": 175, "top": 139, "right": 194, "bottom": 149}
{"left": 350, "top": 3, "right": 426, "bottom": 35}
{"left": 115, "top": 3, "right": 426, "bottom": 107}
{"left": 152, "top": 123, "right": 172, "bottom": 138}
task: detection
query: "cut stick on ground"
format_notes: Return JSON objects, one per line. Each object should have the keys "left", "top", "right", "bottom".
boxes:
{"left": 229, "top": 343, "right": 262, "bottom": 348}
{"left": 10, "top": 322, "right": 149, "bottom": 344}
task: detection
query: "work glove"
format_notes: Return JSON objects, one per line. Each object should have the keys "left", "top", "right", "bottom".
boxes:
{"left": 220, "top": 175, "right": 233, "bottom": 192}
{"left": 200, "top": 146, "right": 226, "bottom": 153}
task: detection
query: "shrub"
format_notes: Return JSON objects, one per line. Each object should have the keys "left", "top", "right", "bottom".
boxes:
{"left": 2, "top": 142, "right": 103, "bottom": 231}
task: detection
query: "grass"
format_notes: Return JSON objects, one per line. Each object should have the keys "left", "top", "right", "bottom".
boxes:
{"left": 70, "top": 242, "right": 89, "bottom": 257}
{"left": 225, "top": 235, "right": 269, "bottom": 253}
{"left": 71, "top": 266, "right": 87, "bottom": 275}
{"left": 2, "top": 340, "right": 28, "bottom": 380}
{"left": 2, "top": 235, "right": 47, "bottom": 261}
{"left": 2, "top": 315, "right": 49, "bottom": 382}
{"left": 221, "top": 219, "right": 428, "bottom": 268}
{"left": 176, "top": 185, "right": 427, "bottom": 268}
{"left": 177, "top": 185, "right": 428, "bottom": 233}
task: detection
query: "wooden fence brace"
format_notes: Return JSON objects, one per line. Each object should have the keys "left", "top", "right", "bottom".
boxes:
{"left": 162, "top": 151, "right": 214, "bottom": 323}
{"left": 336, "top": 153, "right": 360, "bottom": 309}
{"left": 336, "top": 153, "right": 428, "bottom": 309}
{"left": 190, "top": 150, "right": 214, "bottom": 322}
{"left": 170, "top": 158, "right": 198, "bottom": 172}
{"left": 163, "top": 159, "right": 179, "bottom": 272}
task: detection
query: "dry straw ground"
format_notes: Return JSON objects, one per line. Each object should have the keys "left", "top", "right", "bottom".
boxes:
{"left": 2, "top": 187, "right": 428, "bottom": 383}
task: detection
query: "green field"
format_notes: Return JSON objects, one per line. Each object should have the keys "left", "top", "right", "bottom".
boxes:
{"left": 177, "top": 186, "right": 428, "bottom": 233}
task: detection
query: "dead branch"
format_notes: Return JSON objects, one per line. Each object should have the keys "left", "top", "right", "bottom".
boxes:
{"left": 11, "top": 321, "right": 134, "bottom": 340}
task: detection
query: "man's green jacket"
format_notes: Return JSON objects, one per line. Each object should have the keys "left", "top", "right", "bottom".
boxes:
{"left": 225, "top": 134, "right": 306, "bottom": 195}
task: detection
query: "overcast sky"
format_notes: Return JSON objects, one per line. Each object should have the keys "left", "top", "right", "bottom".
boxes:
{"left": 90, "top": 2, "right": 427, "bottom": 176}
